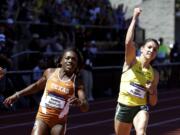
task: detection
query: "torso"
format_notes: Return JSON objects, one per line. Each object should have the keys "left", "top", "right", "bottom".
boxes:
{"left": 36, "top": 68, "right": 76, "bottom": 127}
{"left": 118, "top": 57, "right": 154, "bottom": 106}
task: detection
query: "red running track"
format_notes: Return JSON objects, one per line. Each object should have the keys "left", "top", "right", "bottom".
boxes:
{"left": 0, "top": 88, "right": 180, "bottom": 135}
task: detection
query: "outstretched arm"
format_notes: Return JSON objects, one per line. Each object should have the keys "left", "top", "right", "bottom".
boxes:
{"left": 3, "top": 69, "right": 53, "bottom": 106}
{"left": 124, "top": 7, "right": 142, "bottom": 66}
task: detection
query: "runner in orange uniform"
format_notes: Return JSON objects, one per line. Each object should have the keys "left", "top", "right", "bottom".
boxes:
{"left": 4, "top": 47, "right": 89, "bottom": 135}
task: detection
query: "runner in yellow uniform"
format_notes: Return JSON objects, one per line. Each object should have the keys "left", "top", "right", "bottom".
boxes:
{"left": 114, "top": 7, "right": 159, "bottom": 135}
{"left": 4, "top": 47, "right": 89, "bottom": 135}
{"left": 118, "top": 57, "right": 154, "bottom": 106}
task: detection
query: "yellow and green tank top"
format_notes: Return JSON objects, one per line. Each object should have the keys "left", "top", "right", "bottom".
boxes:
{"left": 118, "top": 57, "right": 154, "bottom": 106}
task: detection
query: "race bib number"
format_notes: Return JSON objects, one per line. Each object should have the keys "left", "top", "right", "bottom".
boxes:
{"left": 45, "top": 94, "right": 65, "bottom": 109}
{"left": 127, "top": 82, "right": 146, "bottom": 98}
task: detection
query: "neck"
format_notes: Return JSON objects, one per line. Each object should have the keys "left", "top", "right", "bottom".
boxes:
{"left": 139, "top": 55, "right": 150, "bottom": 68}
{"left": 59, "top": 69, "right": 74, "bottom": 81}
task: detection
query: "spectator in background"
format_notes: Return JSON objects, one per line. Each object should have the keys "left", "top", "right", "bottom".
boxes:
{"left": 80, "top": 41, "right": 97, "bottom": 101}
{"left": 28, "top": 33, "right": 43, "bottom": 52}
{"left": 0, "top": 33, "right": 7, "bottom": 54}
{"left": 89, "top": 40, "right": 98, "bottom": 56}
{"left": 114, "top": 4, "right": 126, "bottom": 29}
{"left": 170, "top": 42, "right": 180, "bottom": 63}
{"left": 169, "top": 42, "right": 180, "bottom": 87}
{"left": 155, "top": 37, "right": 171, "bottom": 86}
{"left": 0, "top": 32, "right": 13, "bottom": 95}
{"left": 156, "top": 37, "right": 170, "bottom": 64}
{"left": 0, "top": 0, "right": 7, "bottom": 20}
{"left": 31, "top": 59, "right": 46, "bottom": 108}
{"left": 33, "top": 59, "right": 46, "bottom": 82}
{"left": 26, "top": 33, "right": 44, "bottom": 69}
{"left": 0, "top": 67, "right": 5, "bottom": 111}
{"left": 45, "top": 33, "right": 64, "bottom": 53}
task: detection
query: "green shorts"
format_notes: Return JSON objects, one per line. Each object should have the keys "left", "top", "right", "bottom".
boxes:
{"left": 115, "top": 103, "right": 149, "bottom": 123}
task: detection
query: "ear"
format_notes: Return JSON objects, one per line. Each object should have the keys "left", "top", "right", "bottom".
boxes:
{"left": 58, "top": 57, "right": 63, "bottom": 67}
{"left": 140, "top": 46, "right": 144, "bottom": 53}
{"left": 59, "top": 61, "right": 63, "bottom": 67}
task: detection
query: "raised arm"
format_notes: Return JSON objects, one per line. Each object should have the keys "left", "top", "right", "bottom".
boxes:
{"left": 125, "top": 7, "right": 142, "bottom": 65}
{"left": 3, "top": 68, "right": 53, "bottom": 106}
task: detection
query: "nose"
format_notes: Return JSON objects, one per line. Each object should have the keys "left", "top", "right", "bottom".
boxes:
{"left": 68, "top": 57, "right": 74, "bottom": 63}
{"left": 67, "top": 58, "right": 72, "bottom": 62}
{"left": 149, "top": 48, "right": 154, "bottom": 53}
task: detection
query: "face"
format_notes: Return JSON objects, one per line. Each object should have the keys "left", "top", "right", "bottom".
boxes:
{"left": 141, "top": 41, "right": 159, "bottom": 61}
{"left": 60, "top": 51, "right": 78, "bottom": 74}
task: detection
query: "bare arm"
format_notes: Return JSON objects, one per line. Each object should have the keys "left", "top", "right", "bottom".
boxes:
{"left": 124, "top": 8, "right": 141, "bottom": 66}
{"left": 69, "top": 79, "right": 89, "bottom": 112}
{"left": 77, "top": 86, "right": 89, "bottom": 112}
{"left": 3, "top": 68, "right": 54, "bottom": 106}
{"left": 0, "top": 67, "right": 5, "bottom": 79}
{"left": 146, "top": 69, "right": 159, "bottom": 106}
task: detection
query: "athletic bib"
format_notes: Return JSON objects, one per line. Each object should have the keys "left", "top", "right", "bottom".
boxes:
{"left": 127, "top": 82, "right": 146, "bottom": 98}
{"left": 45, "top": 94, "right": 65, "bottom": 109}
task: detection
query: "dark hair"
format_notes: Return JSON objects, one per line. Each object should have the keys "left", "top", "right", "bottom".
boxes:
{"left": 55, "top": 47, "right": 84, "bottom": 74}
{"left": 142, "top": 38, "right": 159, "bottom": 47}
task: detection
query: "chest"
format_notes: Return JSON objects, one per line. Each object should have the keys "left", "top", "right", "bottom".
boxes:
{"left": 45, "top": 76, "right": 75, "bottom": 98}
{"left": 124, "top": 64, "right": 154, "bottom": 85}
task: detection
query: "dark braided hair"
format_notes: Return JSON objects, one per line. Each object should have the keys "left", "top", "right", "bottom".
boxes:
{"left": 55, "top": 47, "right": 84, "bottom": 74}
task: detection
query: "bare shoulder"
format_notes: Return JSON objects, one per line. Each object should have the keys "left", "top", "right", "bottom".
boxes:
{"left": 123, "top": 58, "right": 137, "bottom": 72}
{"left": 43, "top": 68, "right": 57, "bottom": 78}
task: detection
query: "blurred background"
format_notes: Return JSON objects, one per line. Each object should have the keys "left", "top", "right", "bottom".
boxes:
{"left": 0, "top": 0, "right": 180, "bottom": 112}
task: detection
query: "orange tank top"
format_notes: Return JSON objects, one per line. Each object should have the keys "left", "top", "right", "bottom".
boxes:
{"left": 36, "top": 68, "right": 76, "bottom": 127}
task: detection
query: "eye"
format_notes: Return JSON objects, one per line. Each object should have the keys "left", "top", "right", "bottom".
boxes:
{"left": 153, "top": 48, "right": 158, "bottom": 52}
{"left": 65, "top": 56, "right": 70, "bottom": 60}
{"left": 65, "top": 56, "right": 77, "bottom": 62}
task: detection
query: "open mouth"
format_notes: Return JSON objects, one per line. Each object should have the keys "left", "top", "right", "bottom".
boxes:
{"left": 66, "top": 64, "right": 72, "bottom": 68}
{"left": 147, "top": 52, "right": 152, "bottom": 56}
{"left": 66, "top": 63, "right": 74, "bottom": 70}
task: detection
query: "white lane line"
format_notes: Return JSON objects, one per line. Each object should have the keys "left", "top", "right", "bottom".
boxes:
{"left": 109, "top": 117, "right": 180, "bottom": 135}
{"left": 69, "top": 108, "right": 114, "bottom": 118}
{"left": 68, "top": 116, "right": 180, "bottom": 131}
{"left": 67, "top": 119, "right": 113, "bottom": 130}
{"left": 0, "top": 122, "right": 34, "bottom": 130}
{"left": 1, "top": 104, "right": 180, "bottom": 130}
{"left": 151, "top": 105, "right": 180, "bottom": 113}
{"left": 0, "top": 90, "right": 180, "bottom": 130}
{"left": 0, "top": 99, "right": 115, "bottom": 119}
{"left": 148, "top": 117, "right": 180, "bottom": 127}
{"left": 69, "top": 103, "right": 180, "bottom": 118}
{"left": 0, "top": 89, "right": 179, "bottom": 119}
{"left": 0, "top": 96, "right": 180, "bottom": 119}
{"left": 0, "top": 112, "right": 36, "bottom": 119}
